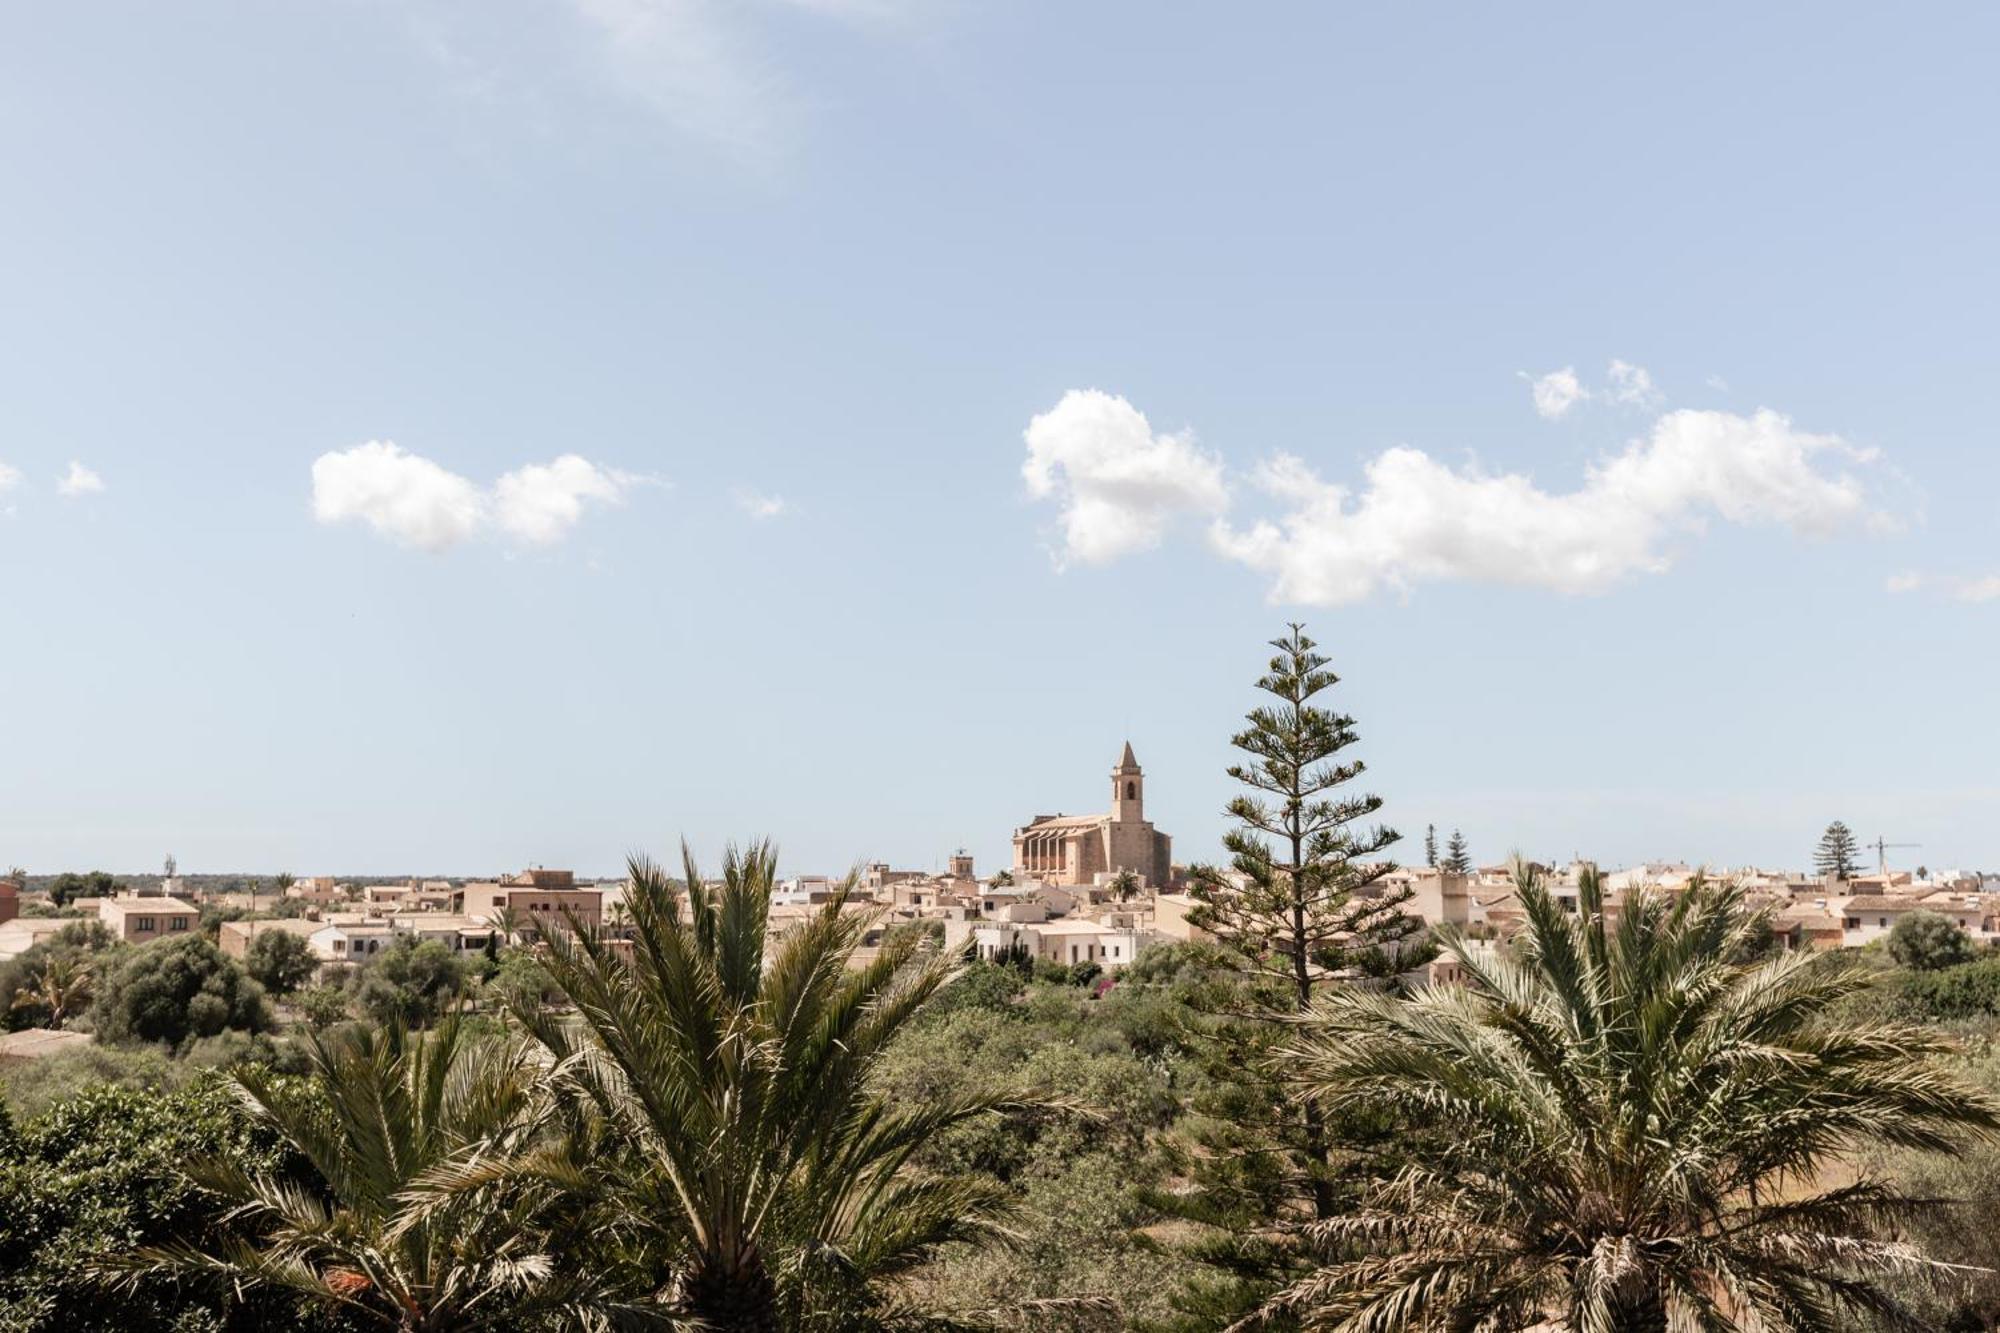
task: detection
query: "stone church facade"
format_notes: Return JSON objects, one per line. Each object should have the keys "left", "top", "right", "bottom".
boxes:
{"left": 1010, "top": 742, "right": 1173, "bottom": 888}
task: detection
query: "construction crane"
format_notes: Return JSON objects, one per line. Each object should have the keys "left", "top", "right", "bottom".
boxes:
{"left": 1870, "top": 835, "right": 1920, "bottom": 874}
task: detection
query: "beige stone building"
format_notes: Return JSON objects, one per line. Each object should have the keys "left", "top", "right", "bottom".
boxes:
{"left": 461, "top": 870, "right": 602, "bottom": 937}
{"left": 98, "top": 896, "right": 199, "bottom": 944}
{"left": 1011, "top": 743, "right": 1172, "bottom": 889}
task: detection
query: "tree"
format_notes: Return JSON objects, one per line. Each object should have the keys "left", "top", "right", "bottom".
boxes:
{"left": 1261, "top": 869, "right": 2000, "bottom": 1332}
{"left": 93, "top": 934, "right": 271, "bottom": 1047}
{"left": 47, "top": 870, "right": 116, "bottom": 909}
{"left": 8, "top": 950, "right": 94, "bottom": 1029}
{"left": 1889, "top": 909, "right": 1977, "bottom": 972}
{"left": 291, "top": 984, "right": 351, "bottom": 1031}
{"left": 0, "top": 1076, "right": 301, "bottom": 1332}
{"left": 990, "top": 870, "right": 1014, "bottom": 887}
{"left": 1423, "top": 823, "right": 1436, "bottom": 869}
{"left": 481, "top": 843, "right": 1019, "bottom": 1331}
{"left": 1108, "top": 869, "right": 1142, "bottom": 903}
{"left": 243, "top": 929, "right": 318, "bottom": 995}
{"left": 0, "top": 921, "right": 114, "bottom": 1031}
{"left": 112, "top": 1016, "right": 633, "bottom": 1330}
{"left": 1816, "top": 819, "right": 1861, "bottom": 881}
{"left": 1169, "top": 626, "right": 1426, "bottom": 1318}
{"left": 1441, "top": 827, "right": 1471, "bottom": 875}
{"left": 1186, "top": 626, "right": 1417, "bottom": 1013}
{"left": 350, "top": 936, "right": 465, "bottom": 1029}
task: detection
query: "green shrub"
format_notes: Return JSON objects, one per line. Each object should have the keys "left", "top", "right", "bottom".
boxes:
{"left": 93, "top": 934, "right": 271, "bottom": 1047}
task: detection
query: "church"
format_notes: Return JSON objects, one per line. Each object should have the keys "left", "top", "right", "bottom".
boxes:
{"left": 1010, "top": 742, "right": 1173, "bottom": 888}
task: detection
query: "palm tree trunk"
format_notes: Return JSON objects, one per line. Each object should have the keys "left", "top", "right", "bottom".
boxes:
{"left": 683, "top": 1247, "right": 780, "bottom": 1333}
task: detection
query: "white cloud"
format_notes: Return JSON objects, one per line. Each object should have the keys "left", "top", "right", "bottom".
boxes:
{"left": 0, "top": 463, "right": 20, "bottom": 494}
{"left": 492, "top": 455, "right": 634, "bottom": 545}
{"left": 313, "top": 442, "right": 486, "bottom": 551}
{"left": 1022, "top": 389, "right": 1228, "bottom": 567}
{"left": 735, "top": 489, "right": 788, "bottom": 520}
{"left": 1195, "top": 409, "right": 1879, "bottom": 605}
{"left": 311, "top": 441, "right": 642, "bottom": 552}
{"left": 1888, "top": 571, "right": 2000, "bottom": 603}
{"left": 1705, "top": 374, "right": 1731, "bottom": 393}
{"left": 1524, "top": 360, "right": 1664, "bottom": 419}
{"left": 1525, "top": 367, "right": 1586, "bottom": 420}
{"left": 1606, "top": 359, "right": 1663, "bottom": 408}
{"left": 56, "top": 461, "right": 105, "bottom": 497}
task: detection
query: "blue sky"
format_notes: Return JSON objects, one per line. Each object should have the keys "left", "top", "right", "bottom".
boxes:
{"left": 2, "top": 2, "right": 1995, "bottom": 878}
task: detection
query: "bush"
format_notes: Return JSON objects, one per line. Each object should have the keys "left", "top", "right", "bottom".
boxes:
{"left": 349, "top": 936, "right": 465, "bottom": 1028}
{"left": 1899, "top": 958, "right": 2000, "bottom": 1021}
{"left": 243, "top": 929, "right": 317, "bottom": 996}
{"left": 291, "top": 985, "right": 351, "bottom": 1031}
{"left": 1889, "top": 911, "right": 1979, "bottom": 972}
{"left": 92, "top": 934, "right": 272, "bottom": 1047}
{"left": 0, "top": 1074, "right": 305, "bottom": 1331}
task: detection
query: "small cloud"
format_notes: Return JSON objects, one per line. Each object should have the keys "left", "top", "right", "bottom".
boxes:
{"left": 734, "top": 489, "right": 788, "bottom": 520}
{"left": 1606, "top": 359, "right": 1663, "bottom": 408}
{"left": 312, "top": 442, "right": 486, "bottom": 551}
{"left": 492, "top": 455, "right": 636, "bottom": 545}
{"left": 0, "top": 462, "right": 21, "bottom": 494}
{"left": 1022, "top": 389, "right": 1228, "bottom": 567}
{"left": 1705, "top": 374, "right": 1731, "bottom": 393}
{"left": 1523, "top": 367, "right": 1586, "bottom": 420}
{"left": 1959, "top": 577, "right": 2000, "bottom": 603}
{"left": 1523, "top": 360, "right": 1665, "bottom": 419}
{"left": 56, "top": 461, "right": 105, "bottom": 497}
{"left": 310, "top": 441, "right": 647, "bottom": 552}
{"left": 1894, "top": 571, "right": 2000, "bottom": 603}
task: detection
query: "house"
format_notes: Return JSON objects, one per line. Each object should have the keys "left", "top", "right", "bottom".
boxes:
{"left": 461, "top": 870, "right": 602, "bottom": 937}
{"left": 1833, "top": 893, "right": 1981, "bottom": 948}
{"left": 97, "top": 896, "right": 199, "bottom": 944}
{"left": 0, "top": 877, "right": 18, "bottom": 926}
{"left": 309, "top": 920, "right": 395, "bottom": 965}
{"left": 286, "top": 876, "right": 349, "bottom": 906}
{"left": 1150, "top": 893, "right": 1214, "bottom": 944}
{"left": 217, "top": 918, "right": 320, "bottom": 960}
{"left": 0, "top": 917, "right": 74, "bottom": 961}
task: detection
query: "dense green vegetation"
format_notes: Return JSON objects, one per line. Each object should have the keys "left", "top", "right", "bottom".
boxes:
{"left": 5, "top": 629, "right": 1999, "bottom": 1331}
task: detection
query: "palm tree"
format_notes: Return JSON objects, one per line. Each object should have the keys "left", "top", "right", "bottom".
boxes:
{"left": 9, "top": 950, "right": 93, "bottom": 1027}
{"left": 110, "top": 1014, "right": 642, "bottom": 1331}
{"left": 1108, "top": 869, "right": 1141, "bottom": 903}
{"left": 476, "top": 842, "right": 1020, "bottom": 1332}
{"left": 1253, "top": 869, "right": 2000, "bottom": 1333}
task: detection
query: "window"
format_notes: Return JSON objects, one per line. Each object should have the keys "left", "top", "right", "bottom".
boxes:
{"left": 170, "top": 917, "right": 189, "bottom": 931}
{"left": 334, "top": 939, "right": 347, "bottom": 952}
{"left": 1124, "top": 781, "right": 1135, "bottom": 799}
{"left": 1878, "top": 917, "right": 1888, "bottom": 928}
{"left": 135, "top": 917, "right": 156, "bottom": 932}
{"left": 1845, "top": 917, "right": 1859, "bottom": 929}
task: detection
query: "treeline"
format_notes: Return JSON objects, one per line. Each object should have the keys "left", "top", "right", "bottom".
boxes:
{"left": 4, "top": 626, "right": 1999, "bottom": 1332}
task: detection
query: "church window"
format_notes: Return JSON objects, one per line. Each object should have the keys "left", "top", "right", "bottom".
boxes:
{"left": 1124, "top": 781, "right": 1135, "bottom": 800}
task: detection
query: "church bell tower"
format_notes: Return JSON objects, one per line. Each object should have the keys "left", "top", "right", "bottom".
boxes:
{"left": 1111, "top": 741, "right": 1144, "bottom": 823}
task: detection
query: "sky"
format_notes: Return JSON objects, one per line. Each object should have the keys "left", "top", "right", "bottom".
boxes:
{"left": 2, "top": 2, "right": 1995, "bottom": 879}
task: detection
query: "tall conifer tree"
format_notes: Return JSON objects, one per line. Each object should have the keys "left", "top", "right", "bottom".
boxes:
{"left": 1815, "top": 820, "right": 1860, "bottom": 880}
{"left": 1425, "top": 823, "right": 1438, "bottom": 868}
{"left": 1443, "top": 827, "right": 1472, "bottom": 876}
{"left": 1160, "top": 626, "right": 1428, "bottom": 1325}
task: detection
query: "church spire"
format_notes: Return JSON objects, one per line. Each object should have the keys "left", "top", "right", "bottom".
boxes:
{"left": 1117, "top": 740, "right": 1139, "bottom": 772}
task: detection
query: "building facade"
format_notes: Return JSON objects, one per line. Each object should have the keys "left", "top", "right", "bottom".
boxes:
{"left": 1010, "top": 742, "right": 1172, "bottom": 888}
